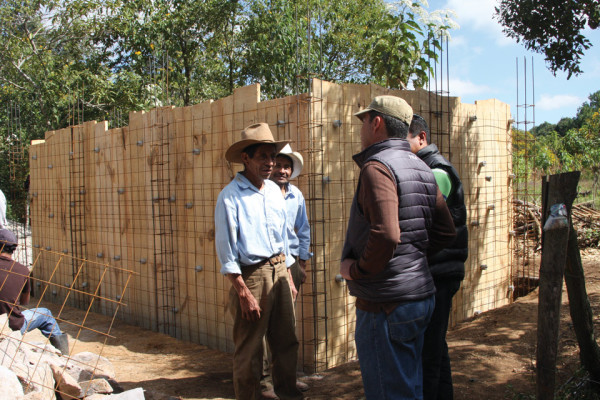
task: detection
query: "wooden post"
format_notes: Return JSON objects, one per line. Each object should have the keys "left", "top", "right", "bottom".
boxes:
{"left": 536, "top": 205, "right": 569, "bottom": 400}
{"left": 564, "top": 223, "right": 600, "bottom": 382}
{"left": 543, "top": 169, "right": 600, "bottom": 384}
{"left": 537, "top": 171, "right": 580, "bottom": 399}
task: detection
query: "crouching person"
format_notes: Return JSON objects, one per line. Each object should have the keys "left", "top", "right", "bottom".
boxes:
{"left": 0, "top": 228, "right": 69, "bottom": 354}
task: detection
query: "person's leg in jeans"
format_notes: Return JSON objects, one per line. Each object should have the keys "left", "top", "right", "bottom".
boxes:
{"left": 20, "top": 308, "right": 62, "bottom": 337}
{"left": 355, "top": 295, "right": 435, "bottom": 400}
{"left": 422, "top": 279, "right": 461, "bottom": 400}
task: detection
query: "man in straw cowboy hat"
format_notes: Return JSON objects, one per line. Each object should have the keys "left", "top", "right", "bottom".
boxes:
{"left": 260, "top": 144, "right": 312, "bottom": 397}
{"left": 340, "top": 95, "right": 456, "bottom": 399}
{"left": 215, "top": 122, "right": 303, "bottom": 400}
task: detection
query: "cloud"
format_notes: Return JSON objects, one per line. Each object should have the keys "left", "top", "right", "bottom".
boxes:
{"left": 449, "top": 35, "right": 467, "bottom": 47}
{"left": 537, "top": 94, "right": 585, "bottom": 111}
{"left": 444, "top": 0, "right": 512, "bottom": 46}
{"left": 449, "top": 78, "right": 493, "bottom": 97}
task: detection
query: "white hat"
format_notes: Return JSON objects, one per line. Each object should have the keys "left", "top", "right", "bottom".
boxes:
{"left": 278, "top": 144, "right": 304, "bottom": 180}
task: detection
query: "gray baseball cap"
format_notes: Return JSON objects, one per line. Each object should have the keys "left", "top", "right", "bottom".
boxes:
{"left": 0, "top": 229, "right": 17, "bottom": 246}
{"left": 354, "top": 95, "right": 413, "bottom": 125}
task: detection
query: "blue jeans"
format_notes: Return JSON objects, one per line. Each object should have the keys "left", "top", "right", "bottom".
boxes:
{"left": 355, "top": 295, "right": 435, "bottom": 400}
{"left": 20, "top": 308, "right": 62, "bottom": 338}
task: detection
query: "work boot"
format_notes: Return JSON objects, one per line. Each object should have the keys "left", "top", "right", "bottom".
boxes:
{"left": 49, "top": 334, "right": 69, "bottom": 355}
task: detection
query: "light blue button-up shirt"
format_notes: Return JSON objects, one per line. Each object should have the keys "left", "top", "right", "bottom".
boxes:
{"left": 283, "top": 184, "right": 313, "bottom": 261}
{"left": 215, "top": 173, "right": 294, "bottom": 275}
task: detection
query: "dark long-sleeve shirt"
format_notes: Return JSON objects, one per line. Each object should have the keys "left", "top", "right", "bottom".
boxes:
{"left": 349, "top": 160, "right": 456, "bottom": 312}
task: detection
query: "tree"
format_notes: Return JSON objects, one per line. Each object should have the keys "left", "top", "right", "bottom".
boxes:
{"left": 531, "top": 121, "right": 557, "bottom": 137}
{"left": 101, "top": 0, "right": 239, "bottom": 107}
{"left": 577, "top": 110, "right": 600, "bottom": 202}
{"left": 1, "top": 0, "right": 457, "bottom": 222}
{"left": 576, "top": 90, "right": 600, "bottom": 128}
{"left": 495, "top": 0, "right": 599, "bottom": 78}
{"left": 556, "top": 117, "right": 577, "bottom": 137}
{"left": 240, "top": 0, "right": 455, "bottom": 98}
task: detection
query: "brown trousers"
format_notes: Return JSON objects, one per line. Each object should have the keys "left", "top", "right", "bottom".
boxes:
{"left": 230, "top": 260, "right": 302, "bottom": 400}
{"left": 262, "top": 259, "right": 303, "bottom": 391}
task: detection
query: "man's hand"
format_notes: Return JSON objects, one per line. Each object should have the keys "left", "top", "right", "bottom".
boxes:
{"left": 340, "top": 258, "right": 355, "bottom": 281}
{"left": 298, "top": 259, "right": 307, "bottom": 284}
{"left": 239, "top": 287, "right": 261, "bottom": 321}
{"left": 227, "top": 274, "right": 261, "bottom": 322}
{"left": 288, "top": 268, "right": 298, "bottom": 301}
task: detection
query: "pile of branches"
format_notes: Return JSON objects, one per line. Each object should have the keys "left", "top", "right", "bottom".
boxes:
{"left": 572, "top": 202, "right": 600, "bottom": 248}
{"left": 513, "top": 199, "right": 542, "bottom": 256}
{"left": 512, "top": 199, "right": 600, "bottom": 250}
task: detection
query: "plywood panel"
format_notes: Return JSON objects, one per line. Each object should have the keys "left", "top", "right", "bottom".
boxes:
{"left": 30, "top": 80, "right": 513, "bottom": 373}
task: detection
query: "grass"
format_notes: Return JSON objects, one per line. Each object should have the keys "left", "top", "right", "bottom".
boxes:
{"left": 575, "top": 176, "right": 600, "bottom": 208}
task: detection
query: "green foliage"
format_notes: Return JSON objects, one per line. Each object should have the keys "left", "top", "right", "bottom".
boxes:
{"left": 556, "top": 117, "right": 578, "bottom": 137}
{"left": 531, "top": 91, "right": 600, "bottom": 139}
{"left": 0, "top": 0, "right": 456, "bottom": 221}
{"left": 576, "top": 90, "right": 600, "bottom": 128}
{"left": 514, "top": 90, "right": 600, "bottom": 209}
{"left": 530, "top": 121, "right": 556, "bottom": 137}
{"left": 101, "top": 0, "right": 238, "bottom": 106}
{"left": 0, "top": 0, "right": 455, "bottom": 136}
{"left": 495, "top": 0, "right": 599, "bottom": 78}
{"left": 239, "top": 0, "right": 455, "bottom": 97}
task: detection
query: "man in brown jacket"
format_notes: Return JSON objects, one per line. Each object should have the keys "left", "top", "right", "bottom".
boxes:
{"left": 340, "top": 96, "right": 456, "bottom": 399}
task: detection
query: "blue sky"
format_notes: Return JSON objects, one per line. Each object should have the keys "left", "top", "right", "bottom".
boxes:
{"left": 425, "top": 0, "right": 600, "bottom": 126}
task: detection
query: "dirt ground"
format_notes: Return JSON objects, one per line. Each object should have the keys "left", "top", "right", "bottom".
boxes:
{"left": 43, "top": 249, "right": 600, "bottom": 400}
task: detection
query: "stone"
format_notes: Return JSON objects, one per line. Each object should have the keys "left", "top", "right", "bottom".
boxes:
{"left": 20, "top": 341, "right": 63, "bottom": 369}
{"left": 0, "top": 314, "right": 13, "bottom": 337}
{"left": 84, "top": 395, "right": 110, "bottom": 400}
{"left": 106, "top": 378, "right": 124, "bottom": 393}
{"left": 0, "top": 331, "right": 55, "bottom": 399}
{"left": 82, "top": 388, "right": 146, "bottom": 400}
{"left": 68, "top": 352, "right": 116, "bottom": 381}
{"left": 22, "top": 330, "right": 63, "bottom": 357}
{"left": 22, "top": 393, "right": 47, "bottom": 400}
{"left": 108, "top": 388, "right": 145, "bottom": 399}
{"left": 80, "top": 378, "right": 114, "bottom": 396}
{"left": 22, "top": 361, "right": 56, "bottom": 400}
{"left": 39, "top": 351, "right": 87, "bottom": 384}
{"left": 0, "top": 364, "right": 24, "bottom": 400}
{"left": 50, "top": 363, "right": 84, "bottom": 399}
{"left": 0, "top": 330, "right": 32, "bottom": 381}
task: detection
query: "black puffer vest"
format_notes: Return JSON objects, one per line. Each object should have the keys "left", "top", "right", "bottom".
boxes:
{"left": 417, "top": 144, "right": 468, "bottom": 280}
{"left": 342, "top": 139, "right": 438, "bottom": 303}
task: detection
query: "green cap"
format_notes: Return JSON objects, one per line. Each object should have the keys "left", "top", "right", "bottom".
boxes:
{"left": 354, "top": 95, "right": 413, "bottom": 125}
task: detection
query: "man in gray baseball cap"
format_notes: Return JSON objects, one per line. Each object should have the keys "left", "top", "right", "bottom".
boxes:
{"left": 0, "top": 229, "right": 69, "bottom": 354}
{"left": 341, "top": 95, "right": 456, "bottom": 399}
{"left": 353, "top": 95, "right": 414, "bottom": 124}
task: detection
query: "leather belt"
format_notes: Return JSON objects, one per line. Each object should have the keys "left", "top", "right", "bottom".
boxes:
{"left": 254, "top": 253, "right": 285, "bottom": 267}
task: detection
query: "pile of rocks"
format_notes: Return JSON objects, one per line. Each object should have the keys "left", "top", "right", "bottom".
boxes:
{"left": 0, "top": 315, "right": 144, "bottom": 400}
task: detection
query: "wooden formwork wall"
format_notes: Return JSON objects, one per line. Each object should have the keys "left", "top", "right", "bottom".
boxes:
{"left": 29, "top": 80, "right": 513, "bottom": 372}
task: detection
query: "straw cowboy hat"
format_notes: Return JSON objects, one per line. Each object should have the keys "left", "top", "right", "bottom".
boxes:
{"left": 278, "top": 144, "right": 304, "bottom": 180}
{"left": 225, "top": 122, "right": 289, "bottom": 164}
